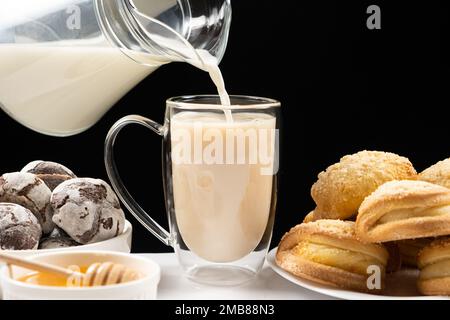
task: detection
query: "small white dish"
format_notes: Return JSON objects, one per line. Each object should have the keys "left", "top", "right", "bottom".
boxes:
{"left": 0, "top": 220, "right": 132, "bottom": 298}
{"left": 0, "top": 251, "right": 160, "bottom": 300}
{"left": 2, "top": 220, "right": 133, "bottom": 257}
{"left": 266, "top": 247, "right": 449, "bottom": 300}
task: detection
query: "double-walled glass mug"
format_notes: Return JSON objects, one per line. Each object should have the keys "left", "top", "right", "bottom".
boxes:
{"left": 105, "top": 95, "right": 280, "bottom": 286}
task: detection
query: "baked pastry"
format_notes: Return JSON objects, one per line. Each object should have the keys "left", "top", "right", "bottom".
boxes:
{"left": 356, "top": 180, "right": 450, "bottom": 243}
{"left": 417, "top": 238, "right": 450, "bottom": 295}
{"left": 398, "top": 238, "right": 434, "bottom": 267}
{"left": 303, "top": 210, "right": 317, "bottom": 223}
{"left": 39, "top": 227, "right": 79, "bottom": 249}
{"left": 384, "top": 242, "right": 402, "bottom": 273}
{"left": 22, "top": 160, "right": 76, "bottom": 191}
{"left": 311, "top": 151, "right": 416, "bottom": 220}
{"left": 0, "top": 203, "right": 42, "bottom": 250}
{"left": 51, "top": 178, "right": 125, "bottom": 244}
{"left": 303, "top": 209, "right": 357, "bottom": 223}
{"left": 419, "top": 158, "right": 450, "bottom": 189}
{"left": 276, "top": 220, "right": 388, "bottom": 292}
{"left": 0, "top": 172, "right": 54, "bottom": 234}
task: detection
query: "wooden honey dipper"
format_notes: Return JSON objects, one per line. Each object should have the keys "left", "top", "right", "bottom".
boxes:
{"left": 0, "top": 252, "right": 142, "bottom": 287}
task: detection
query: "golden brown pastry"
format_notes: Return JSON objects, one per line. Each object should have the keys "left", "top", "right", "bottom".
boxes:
{"left": 303, "top": 210, "right": 317, "bottom": 223}
{"left": 356, "top": 180, "right": 450, "bottom": 243}
{"left": 311, "top": 151, "right": 417, "bottom": 220}
{"left": 398, "top": 238, "right": 434, "bottom": 267}
{"left": 417, "top": 238, "right": 450, "bottom": 295}
{"left": 384, "top": 242, "right": 402, "bottom": 273}
{"left": 276, "top": 220, "right": 388, "bottom": 292}
{"left": 420, "top": 158, "right": 450, "bottom": 189}
{"left": 303, "top": 209, "right": 355, "bottom": 223}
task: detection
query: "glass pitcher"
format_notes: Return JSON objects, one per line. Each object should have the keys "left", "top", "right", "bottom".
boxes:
{"left": 0, "top": 0, "right": 231, "bottom": 136}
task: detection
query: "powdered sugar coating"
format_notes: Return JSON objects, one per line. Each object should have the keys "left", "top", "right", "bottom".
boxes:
{"left": 0, "top": 203, "right": 42, "bottom": 250}
{"left": 0, "top": 172, "right": 54, "bottom": 234}
{"left": 51, "top": 178, "right": 125, "bottom": 244}
{"left": 39, "top": 227, "right": 79, "bottom": 249}
{"left": 22, "top": 160, "right": 76, "bottom": 191}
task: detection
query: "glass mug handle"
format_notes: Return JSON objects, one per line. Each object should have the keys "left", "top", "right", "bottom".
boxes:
{"left": 104, "top": 115, "right": 172, "bottom": 246}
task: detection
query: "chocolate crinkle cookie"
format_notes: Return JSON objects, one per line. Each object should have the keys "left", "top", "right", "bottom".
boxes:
{"left": 51, "top": 178, "right": 125, "bottom": 244}
{"left": 0, "top": 172, "right": 54, "bottom": 234}
{"left": 21, "top": 160, "right": 76, "bottom": 191}
{"left": 0, "top": 203, "right": 42, "bottom": 250}
{"left": 39, "top": 227, "right": 79, "bottom": 249}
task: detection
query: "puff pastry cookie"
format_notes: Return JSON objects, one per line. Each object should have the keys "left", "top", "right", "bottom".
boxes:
{"left": 398, "top": 238, "right": 434, "bottom": 267}
{"left": 356, "top": 180, "right": 450, "bottom": 243}
{"left": 418, "top": 238, "right": 450, "bottom": 295}
{"left": 276, "top": 220, "right": 388, "bottom": 292}
{"left": 303, "top": 210, "right": 317, "bottom": 223}
{"left": 384, "top": 242, "right": 402, "bottom": 273}
{"left": 311, "top": 151, "right": 416, "bottom": 220}
{"left": 419, "top": 158, "right": 450, "bottom": 190}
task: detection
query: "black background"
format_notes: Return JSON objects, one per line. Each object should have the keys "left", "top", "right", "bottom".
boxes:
{"left": 1, "top": 0, "right": 449, "bottom": 253}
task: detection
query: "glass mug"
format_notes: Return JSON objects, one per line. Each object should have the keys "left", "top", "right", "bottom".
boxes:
{"left": 105, "top": 95, "right": 280, "bottom": 286}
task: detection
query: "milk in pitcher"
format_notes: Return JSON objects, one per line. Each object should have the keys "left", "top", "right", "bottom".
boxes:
{"left": 0, "top": 44, "right": 157, "bottom": 135}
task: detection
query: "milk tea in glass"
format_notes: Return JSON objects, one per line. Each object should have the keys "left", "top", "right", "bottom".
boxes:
{"left": 105, "top": 95, "right": 280, "bottom": 286}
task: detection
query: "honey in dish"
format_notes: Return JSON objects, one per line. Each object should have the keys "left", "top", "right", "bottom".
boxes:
{"left": 17, "top": 264, "right": 142, "bottom": 287}
{"left": 18, "top": 266, "right": 89, "bottom": 287}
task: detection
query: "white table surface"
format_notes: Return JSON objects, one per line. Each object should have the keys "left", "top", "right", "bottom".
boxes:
{"left": 141, "top": 253, "right": 332, "bottom": 300}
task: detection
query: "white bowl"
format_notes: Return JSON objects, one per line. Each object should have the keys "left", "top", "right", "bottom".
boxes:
{"left": 0, "top": 220, "right": 132, "bottom": 299}
{"left": 2, "top": 220, "right": 133, "bottom": 257}
{"left": 0, "top": 251, "right": 160, "bottom": 300}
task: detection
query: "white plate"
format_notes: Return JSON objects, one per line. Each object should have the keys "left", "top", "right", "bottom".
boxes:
{"left": 267, "top": 247, "right": 449, "bottom": 300}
